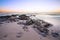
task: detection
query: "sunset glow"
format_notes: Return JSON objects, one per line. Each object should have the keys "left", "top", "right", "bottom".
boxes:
{"left": 0, "top": 0, "right": 60, "bottom": 13}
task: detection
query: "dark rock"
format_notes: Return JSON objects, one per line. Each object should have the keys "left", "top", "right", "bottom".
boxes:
{"left": 51, "top": 32, "right": 59, "bottom": 37}
{"left": 25, "top": 19, "right": 34, "bottom": 25}
{"left": 19, "top": 14, "right": 30, "bottom": 20}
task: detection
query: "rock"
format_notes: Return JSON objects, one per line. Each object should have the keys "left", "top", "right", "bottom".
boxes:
{"left": 51, "top": 32, "right": 59, "bottom": 37}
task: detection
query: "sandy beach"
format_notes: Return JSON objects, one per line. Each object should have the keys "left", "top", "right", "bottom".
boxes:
{"left": 0, "top": 16, "right": 60, "bottom": 40}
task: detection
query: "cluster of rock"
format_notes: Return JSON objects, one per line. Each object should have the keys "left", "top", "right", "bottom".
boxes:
{"left": 0, "top": 14, "right": 29, "bottom": 22}
{"left": 24, "top": 19, "right": 52, "bottom": 36}
{"left": 0, "top": 14, "right": 59, "bottom": 37}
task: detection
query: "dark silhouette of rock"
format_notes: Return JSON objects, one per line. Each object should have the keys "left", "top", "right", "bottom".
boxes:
{"left": 19, "top": 14, "right": 30, "bottom": 20}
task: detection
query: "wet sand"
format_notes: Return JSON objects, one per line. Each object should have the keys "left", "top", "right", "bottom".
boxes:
{"left": 0, "top": 17, "right": 60, "bottom": 40}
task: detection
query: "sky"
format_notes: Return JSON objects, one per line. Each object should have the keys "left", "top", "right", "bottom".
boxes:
{"left": 0, "top": 0, "right": 60, "bottom": 12}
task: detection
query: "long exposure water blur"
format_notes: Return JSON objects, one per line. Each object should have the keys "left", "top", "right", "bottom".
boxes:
{"left": 0, "top": 12, "right": 60, "bottom": 40}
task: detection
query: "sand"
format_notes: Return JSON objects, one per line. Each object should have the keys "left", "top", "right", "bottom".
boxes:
{"left": 0, "top": 17, "right": 60, "bottom": 40}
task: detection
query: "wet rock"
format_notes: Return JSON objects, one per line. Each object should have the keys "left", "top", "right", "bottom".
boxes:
{"left": 25, "top": 19, "right": 34, "bottom": 25}
{"left": 22, "top": 26, "right": 29, "bottom": 32}
{"left": 19, "top": 14, "right": 30, "bottom": 20}
{"left": 33, "top": 25, "right": 38, "bottom": 28}
{"left": 51, "top": 32, "right": 59, "bottom": 37}
{"left": 40, "top": 32, "right": 47, "bottom": 37}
